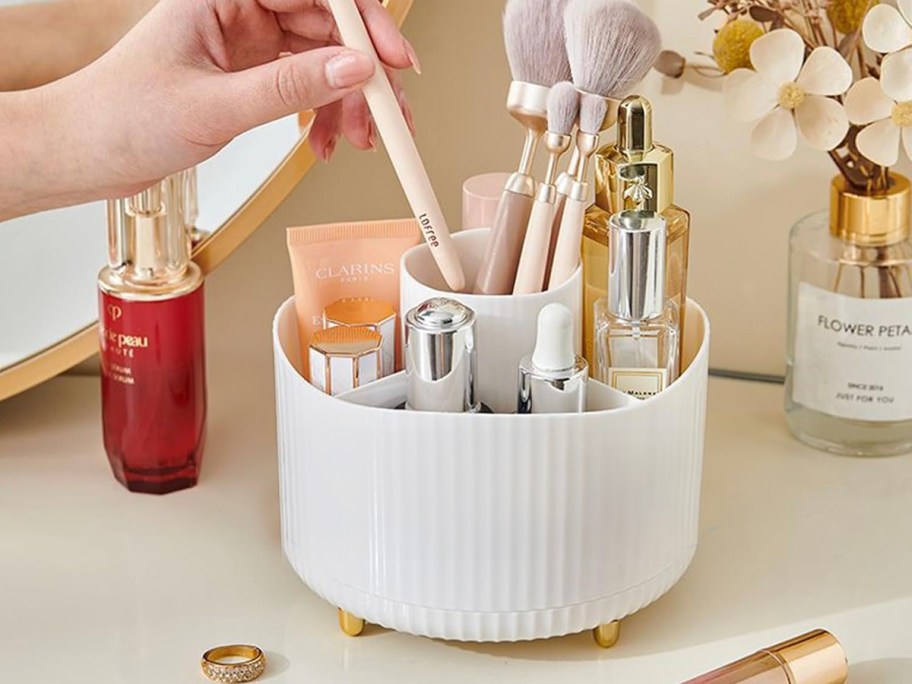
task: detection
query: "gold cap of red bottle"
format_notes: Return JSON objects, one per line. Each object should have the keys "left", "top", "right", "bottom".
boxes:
{"left": 106, "top": 172, "right": 194, "bottom": 287}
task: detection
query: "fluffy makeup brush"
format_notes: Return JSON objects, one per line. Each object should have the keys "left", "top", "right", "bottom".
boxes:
{"left": 474, "top": 0, "right": 572, "bottom": 295}
{"left": 513, "top": 82, "right": 580, "bottom": 294}
{"left": 548, "top": 0, "right": 662, "bottom": 290}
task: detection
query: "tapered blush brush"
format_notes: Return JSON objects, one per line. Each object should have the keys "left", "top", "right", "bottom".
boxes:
{"left": 513, "top": 82, "right": 579, "bottom": 294}
{"left": 474, "top": 0, "right": 572, "bottom": 295}
{"left": 326, "top": 0, "right": 466, "bottom": 292}
{"left": 548, "top": 0, "right": 662, "bottom": 290}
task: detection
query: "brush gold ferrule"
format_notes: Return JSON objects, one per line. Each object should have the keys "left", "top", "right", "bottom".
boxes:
{"left": 574, "top": 133, "right": 602, "bottom": 183}
{"left": 566, "top": 180, "right": 589, "bottom": 203}
{"left": 535, "top": 183, "right": 558, "bottom": 203}
{"left": 545, "top": 132, "right": 573, "bottom": 154}
{"left": 507, "top": 81, "right": 550, "bottom": 129}
{"left": 505, "top": 170, "right": 537, "bottom": 197}
{"left": 516, "top": 127, "right": 544, "bottom": 178}
{"left": 595, "top": 96, "right": 674, "bottom": 214}
{"left": 542, "top": 132, "right": 573, "bottom": 185}
{"left": 830, "top": 174, "right": 911, "bottom": 247}
{"left": 573, "top": 89, "right": 622, "bottom": 132}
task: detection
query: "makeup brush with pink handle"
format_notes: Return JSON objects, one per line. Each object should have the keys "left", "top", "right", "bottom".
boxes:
{"left": 326, "top": 0, "right": 465, "bottom": 292}
{"left": 473, "top": 0, "right": 572, "bottom": 295}
{"left": 513, "top": 82, "right": 579, "bottom": 294}
{"left": 548, "top": 0, "right": 662, "bottom": 290}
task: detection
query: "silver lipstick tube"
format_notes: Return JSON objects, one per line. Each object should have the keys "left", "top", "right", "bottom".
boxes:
{"left": 517, "top": 357, "right": 588, "bottom": 414}
{"left": 404, "top": 298, "right": 481, "bottom": 413}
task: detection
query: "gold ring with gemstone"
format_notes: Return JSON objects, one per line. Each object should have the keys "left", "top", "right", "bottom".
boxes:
{"left": 201, "top": 645, "right": 266, "bottom": 683}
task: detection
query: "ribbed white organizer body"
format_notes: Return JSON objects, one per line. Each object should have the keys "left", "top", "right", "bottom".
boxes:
{"left": 273, "top": 232, "right": 710, "bottom": 643}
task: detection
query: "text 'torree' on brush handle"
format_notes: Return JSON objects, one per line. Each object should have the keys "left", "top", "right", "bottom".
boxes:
{"left": 474, "top": 180, "right": 535, "bottom": 295}
{"left": 326, "top": 0, "right": 465, "bottom": 292}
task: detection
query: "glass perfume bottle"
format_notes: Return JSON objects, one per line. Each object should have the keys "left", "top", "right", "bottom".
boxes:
{"left": 595, "top": 211, "right": 679, "bottom": 399}
{"left": 786, "top": 175, "right": 912, "bottom": 457}
{"left": 582, "top": 95, "right": 690, "bottom": 369}
{"left": 98, "top": 176, "right": 206, "bottom": 494}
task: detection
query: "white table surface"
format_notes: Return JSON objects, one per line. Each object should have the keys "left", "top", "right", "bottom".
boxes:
{"left": 1, "top": 364, "right": 911, "bottom": 683}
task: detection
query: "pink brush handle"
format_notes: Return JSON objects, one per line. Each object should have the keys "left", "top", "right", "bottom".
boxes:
{"left": 327, "top": 0, "right": 465, "bottom": 292}
{"left": 513, "top": 196, "right": 556, "bottom": 294}
{"left": 548, "top": 191, "right": 587, "bottom": 290}
{"left": 543, "top": 176, "right": 570, "bottom": 286}
{"left": 474, "top": 187, "right": 534, "bottom": 295}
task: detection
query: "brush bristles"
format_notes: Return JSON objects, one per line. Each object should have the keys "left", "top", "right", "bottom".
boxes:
{"left": 504, "top": 0, "right": 573, "bottom": 87}
{"left": 579, "top": 93, "right": 609, "bottom": 136}
{"left": 565, "top": 0, "right": 662, "bottom": 99}
{"left": 547, "top": 82, "right": 581, "bottom": 135}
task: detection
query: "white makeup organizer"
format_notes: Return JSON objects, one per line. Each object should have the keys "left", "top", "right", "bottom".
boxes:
{"left": 273, "top": 230, "right": 710, "bottom": 646}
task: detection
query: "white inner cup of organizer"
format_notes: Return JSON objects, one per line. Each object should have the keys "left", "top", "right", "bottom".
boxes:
{"left": 401, "top": 228, "right": 583, "bottom": 414}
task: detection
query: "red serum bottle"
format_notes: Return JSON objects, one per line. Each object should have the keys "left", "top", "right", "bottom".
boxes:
{"left": 98, "top": 177, "right": 206, "bottom": 494}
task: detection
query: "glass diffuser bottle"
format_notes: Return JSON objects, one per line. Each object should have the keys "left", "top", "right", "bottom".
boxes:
{"left": 582, "top": 95, "right": 690, "bottom": 368}
{"left": 786, "top": 174, "right": 912, "bottom": 456}
{"left": 98, "top": 175, "right": 207, "bottom": 493}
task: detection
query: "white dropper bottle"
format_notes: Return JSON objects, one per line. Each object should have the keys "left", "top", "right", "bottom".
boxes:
{"left": 518, "top": 304, "right": 589, "bottom": 414}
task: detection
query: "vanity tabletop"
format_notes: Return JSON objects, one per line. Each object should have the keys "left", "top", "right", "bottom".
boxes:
{"left": 1, "top": 364, "right": 911, "bottom": 683}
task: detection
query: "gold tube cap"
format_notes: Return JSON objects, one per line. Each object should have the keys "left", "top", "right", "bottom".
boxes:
{"left": 324, "top": 298, "right": 396, "bottom": 328}
{"left": 830, "top": 174, "right": 910, "bottom": 246}
{"left": 768, "top": 630, "right": 848, "bottom": 684}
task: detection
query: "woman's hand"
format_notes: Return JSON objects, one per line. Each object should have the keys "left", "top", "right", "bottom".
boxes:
{"left": 0, "top": 0, "right": 417, "bottom": 219}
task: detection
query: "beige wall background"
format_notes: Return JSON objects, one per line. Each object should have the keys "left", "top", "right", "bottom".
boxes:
{"left": 200, "top": 0, "right": 912, "bottom": 378}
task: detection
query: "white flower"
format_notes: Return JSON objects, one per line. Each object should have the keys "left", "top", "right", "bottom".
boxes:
{"left": 724, "top": 29, "right": 853, "bottom": 161}
{"left": 845, "top": 51, "right": 912, "bottom": 166}
{"left": 862, "top": 0, "right": 912, "bottom": 54}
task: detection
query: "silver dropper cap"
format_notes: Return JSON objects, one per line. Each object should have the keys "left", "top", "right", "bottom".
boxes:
{"left": 404, "top": 298, "right": 480, "bottom": 413}
{"left": 518, "top": 304, "right": 588, "bottom": 414}
{"left": 608, "top": 211, "right": 667, "bottom": 321}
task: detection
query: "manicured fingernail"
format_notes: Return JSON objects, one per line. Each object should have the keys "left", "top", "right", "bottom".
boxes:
{"left": 367, "top": 121, "right": 377, "bottom": 151}
{"left": 403, "top": 38, "right": 422, "bottom": 75}
{"left": 326, "top": 51, "right": 374, "bottom": 89}
{"left": 322, "top": 136, "right": 338, "bottom": 162}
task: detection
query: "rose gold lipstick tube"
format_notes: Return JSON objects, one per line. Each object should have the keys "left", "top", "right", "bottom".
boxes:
{"left": 683, "top": 630, "right": 847, "bottom": 684}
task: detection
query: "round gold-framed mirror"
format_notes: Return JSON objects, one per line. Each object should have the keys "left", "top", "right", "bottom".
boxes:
{"left": 0, "top": 0, "right": 414, "bottom": 402}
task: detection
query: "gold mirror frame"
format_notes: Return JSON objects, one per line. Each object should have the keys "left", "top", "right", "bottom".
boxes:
{"left": 0, "top": 0, "right": 414, "bottom": 402}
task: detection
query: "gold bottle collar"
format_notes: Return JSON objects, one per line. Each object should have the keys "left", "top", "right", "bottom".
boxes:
{"left": 830, "top": 174, "right": 911, "bottom": 247}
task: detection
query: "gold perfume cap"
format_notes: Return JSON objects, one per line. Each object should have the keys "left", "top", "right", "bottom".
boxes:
{"left": 107, "top": 172, "right": 192, "bottom": 286}
{"left": 830, "top": 174, "right": 911, "bottom": 246}
{"left": 767, "top": 630, "right": 848, "bottom": 684}
{"left": 594, "top": 95, "right": 674, "bottom": 214}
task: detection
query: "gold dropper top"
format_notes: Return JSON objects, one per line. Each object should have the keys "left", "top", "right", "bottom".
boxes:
{"left": 107, "top": 173, "right": 192, "bottom": 287}
{"left": 830, "top": 174, "right": 911, "bottom": 247}
{"left": 618, "top": 96, "right": 654, "bottom": 154}
{"left": 594, "top": 94, "right": 674, "bottom": 215}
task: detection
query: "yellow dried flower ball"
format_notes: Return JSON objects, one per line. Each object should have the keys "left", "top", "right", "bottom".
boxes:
{"left": 828, "top": 0, "right": 878, "bottom": 35}
{"left": 713, "top": 19, "right": 765, "bottom": 74}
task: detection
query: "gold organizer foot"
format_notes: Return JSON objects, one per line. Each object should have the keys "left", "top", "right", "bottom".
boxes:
{"left": 592, "top": 620, "right": 621, "bottom": 649}
{"left": 337, "top": 608, "right": 366, "bottom": 637}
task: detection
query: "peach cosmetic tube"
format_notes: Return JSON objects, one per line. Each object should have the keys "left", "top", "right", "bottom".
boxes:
{"left": 683, "top": 630, "right": 847, "bottom": 684}
{"left": 287, "top": 220, "right": 419, "bottom": 378}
